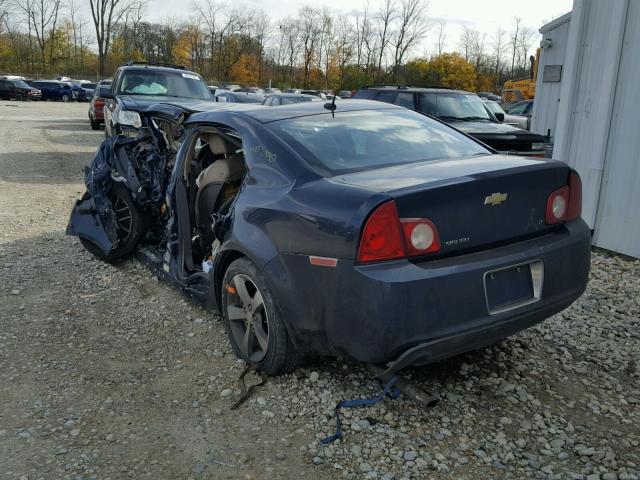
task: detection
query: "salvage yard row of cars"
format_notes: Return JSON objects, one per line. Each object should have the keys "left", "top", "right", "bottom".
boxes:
{"left": 66, "top": 61, "right": 590, "bottom": 376}
{"left": 0, "top": 76, "right": 98, "bottom": 102}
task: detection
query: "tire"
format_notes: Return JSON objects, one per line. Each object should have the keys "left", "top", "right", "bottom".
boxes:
{"left": 90, "top": 118, "right": 101, "bottom": 130}
{"left": 62, "top": 94, "right": 70, "bottom": 102}
{"left": 79, "top": 182, "right": 148, "bottom": 263}
{"left": 221, "top": 258, "right": 300, "bottom": 375}
{"left": 15, "top": 94, "right": 23, "bottom": 101}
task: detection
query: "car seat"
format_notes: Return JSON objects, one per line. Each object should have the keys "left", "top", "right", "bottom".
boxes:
{"left": 194, "top": 134, "right": 245, "bottom": 248}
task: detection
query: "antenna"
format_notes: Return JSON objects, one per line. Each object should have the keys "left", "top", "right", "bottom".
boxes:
{"left": 324, "top": 93, "right": 337, "bottom": 117}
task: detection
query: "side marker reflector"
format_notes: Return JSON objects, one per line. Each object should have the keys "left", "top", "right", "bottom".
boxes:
{"left": 309, "top": 256, "right": 338, "bottom": 267}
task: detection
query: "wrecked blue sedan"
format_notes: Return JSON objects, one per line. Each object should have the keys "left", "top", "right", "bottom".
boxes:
{"left": 68, "top": 100, "right": 591, "bottom": 375}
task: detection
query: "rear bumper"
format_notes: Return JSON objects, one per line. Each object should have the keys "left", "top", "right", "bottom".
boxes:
{"left": 266, "top": 219, "right": 591, "bottom": 366}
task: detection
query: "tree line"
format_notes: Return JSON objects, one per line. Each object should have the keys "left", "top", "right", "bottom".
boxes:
{"left": 0, "top": 0, "right": 537, "bottom": 92}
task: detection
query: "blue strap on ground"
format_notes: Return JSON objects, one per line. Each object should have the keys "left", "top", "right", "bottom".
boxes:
{"left": 320, "top": 375, "right": 401, "bottom": 444}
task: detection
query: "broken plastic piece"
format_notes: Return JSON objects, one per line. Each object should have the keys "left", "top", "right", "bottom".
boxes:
{"left": 202, "top": 259, "right": 213, "bottom": 273}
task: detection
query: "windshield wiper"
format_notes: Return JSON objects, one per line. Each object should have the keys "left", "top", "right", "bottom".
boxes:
{"left": 436, "top": 115, "right": 466, "bottom": 122}
{"left": 458, "top": 116, "right": 493, "bottom": 122}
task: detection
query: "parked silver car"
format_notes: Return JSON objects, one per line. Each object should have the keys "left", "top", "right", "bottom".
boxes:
{"left": 483, "top": 100, "right": 529, "bottom": 130}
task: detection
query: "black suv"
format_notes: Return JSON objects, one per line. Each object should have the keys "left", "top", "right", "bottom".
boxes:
{"left": 353, "top": 86, "right": 546, "bottom": 156}
{"left": 103, "top": 62, "right": 215, "bottom": 137}
{"left": 0, "top": 78, "right": 42, "bottom": 100}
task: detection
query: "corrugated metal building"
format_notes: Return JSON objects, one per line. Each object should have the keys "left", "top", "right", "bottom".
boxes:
{"left": 532, "top": 0, "right": 640, "bottom": 258}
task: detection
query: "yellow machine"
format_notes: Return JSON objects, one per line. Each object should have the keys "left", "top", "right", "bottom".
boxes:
{"left": 503, "top": 48, "right": 540, "bottom": 103}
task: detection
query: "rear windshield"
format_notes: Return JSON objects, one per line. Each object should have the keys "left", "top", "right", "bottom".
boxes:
{"left": 232, "top": 94, "right": 264, "bottom": 104}
{"left": 118, "top": 70, "right": 212, "bottom": 100}
{"left": 269, "top": 109, "right": 489, "bottom": 175}
{"left": 282, "top": 96, "right": 314, "bottom": 104}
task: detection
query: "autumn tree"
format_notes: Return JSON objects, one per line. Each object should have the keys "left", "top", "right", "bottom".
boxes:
{"left": 428, "top": 52, "right": 475, "bottom": 91}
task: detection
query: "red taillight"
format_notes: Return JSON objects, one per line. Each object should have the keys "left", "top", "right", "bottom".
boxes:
{"left": 358, "top": 201, "right": 441, "bottom": 263}
{"left": 545, "top": 170, "right": 582, "bottom": 225}
{"left": 358, "top": 201, "right": 406, "bottom": 262}
{"left": 567, "top": 170, "right": 582, "bottom": 221}
{"left": 94, "top": 99, "right": 105, "bottom": 108}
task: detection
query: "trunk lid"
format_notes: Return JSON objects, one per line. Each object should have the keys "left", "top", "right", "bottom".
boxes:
{"left": 333, "top": 155, "right": 570, "bottom": 256}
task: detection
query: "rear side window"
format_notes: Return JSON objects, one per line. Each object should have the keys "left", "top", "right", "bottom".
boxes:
{"left": 352, "top": 89, "right": 377, "bottom": 99}
{"left": 375, "top": 91, "right": 398, "bottom": 103}
{"left": 418, "top": 93, "right": 438, "bottom": 115}
{"left": 394, "top": 92, "right": 415, "bottom": 109}
{"left": 507, "top": 102, "right": 529, "bottom": 115}
{"left": 269, "top": 109, "right": 489, "bottom": 175}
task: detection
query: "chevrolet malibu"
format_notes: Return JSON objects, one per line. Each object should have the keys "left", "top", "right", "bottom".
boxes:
{"left": 68, "top": 100, "right": 591, "bottom": 375}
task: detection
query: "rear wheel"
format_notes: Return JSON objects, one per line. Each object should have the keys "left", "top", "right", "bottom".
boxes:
{"left": 15, "top": 93, "right": 23, "bottom": 101}
{"left": 79, "top": 182, "right": 147, "bottom": 263}
{"left": 62, "top": 94, "right": 70, "bottom": 102}
{"left": 221, "top": 258, "right": 300, "bottom": 375}
{"left": 90, "top": 118, "right": 100, "bottom": 130}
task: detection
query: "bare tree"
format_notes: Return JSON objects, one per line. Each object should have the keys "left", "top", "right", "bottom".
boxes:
{"left": 193, "top": 0, "right": 222, "bottom": 80}
{"left": 434, "top": 20, "right": 445, "bottom": 56}
{"left": 458, "top": 25, "right": 474, "bottom": 61}
{"left": 0, "top": 0, "right": 8, "bottom": 30}
{"left": 518, "top": 25, "right": 534, "bottom": 74}
{"left": 491, "top": 26, "right": 505, "bottom": 89}
{"left": 470, "top": 29, "right": 485, "bottom": 78}
{"left": 299, "top": 7, "right": 321, "bottom": 88}
{"left": 250, "top": 9, "right": 270, "bottom": 83}
{"left": 15, "top": 0, "right": 60, "bottom": 72}
{"left": 317, "top": 9, "right": 333, "bottom": 89}
{"left": 354, "top": 5, "right": 371, "bottom": 71}
{"left": 509, "top": 16, "right": 521, "bottom": 77}
{"left": 216, "top": 7, "right": 244, "bottom": 79}
{"left": 389, "top": 0, "right": 429, "bottom": 80}
{"left": 280, "top": 18, "right": 301, "bottom": 85}
{"left": 334, "top": 15, "right": 354, "bottom": 89}
{"left": 375, "top": 0, "right": 396, "bottom": 78}
{"left": 89, "top": 0, "right": 133, "bottom": 76}
{"left": 68, "top": 0, "right": 93, "bottom": 74}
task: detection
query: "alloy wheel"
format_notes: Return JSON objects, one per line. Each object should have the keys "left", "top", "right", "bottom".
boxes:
{"left": 112, "top": 192, "right": 132, "bottom": 244}
{"left": 225, "top": 274, "right": 270, "bottom": 363}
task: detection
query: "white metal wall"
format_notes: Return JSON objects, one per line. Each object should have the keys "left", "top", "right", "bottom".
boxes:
{"left": 553, "top": 0, "right": 629, "bottom": 230}
{"left": 550, "top": 0, "right": 639, "bottom": 258}
{"left": 531, "top": 14, "right": 571, "bottom": 139}
{"left": 592, "top": 0, "right": 640, "bottom": 257}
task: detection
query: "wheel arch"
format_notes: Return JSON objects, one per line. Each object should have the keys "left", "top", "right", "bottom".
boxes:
{"left": 213, "top": 249, "right": 246, "bottom": 307}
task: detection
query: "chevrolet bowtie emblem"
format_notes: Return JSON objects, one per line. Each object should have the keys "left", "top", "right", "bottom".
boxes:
{"left": 484, "top": 192, "right": 508, "bottom": 206}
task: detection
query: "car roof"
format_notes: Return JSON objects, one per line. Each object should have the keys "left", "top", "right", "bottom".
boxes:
{"left": 269, "top": 93, "right": 318, "bottom": 98}
{"left": 361, "top": 86, "right": 473, "bottom": 95}
{"left": 186, "top": 99, "right": 401, "bottom": 125}
{"left": 118, "top": 65, "right": 200, "bottom": 76}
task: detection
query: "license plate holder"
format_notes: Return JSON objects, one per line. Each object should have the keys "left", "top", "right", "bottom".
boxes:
{"left": 484, "top": 260, "right": 543, "bottom": 315}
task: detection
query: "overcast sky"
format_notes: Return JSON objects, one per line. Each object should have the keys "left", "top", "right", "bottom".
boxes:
{"left": 146, "top": 0, "right": 574, "bottom": 56}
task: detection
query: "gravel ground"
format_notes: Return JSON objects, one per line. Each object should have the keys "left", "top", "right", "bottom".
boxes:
{"left": 1, "top": 101, "right": 639, "bottom": 480}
